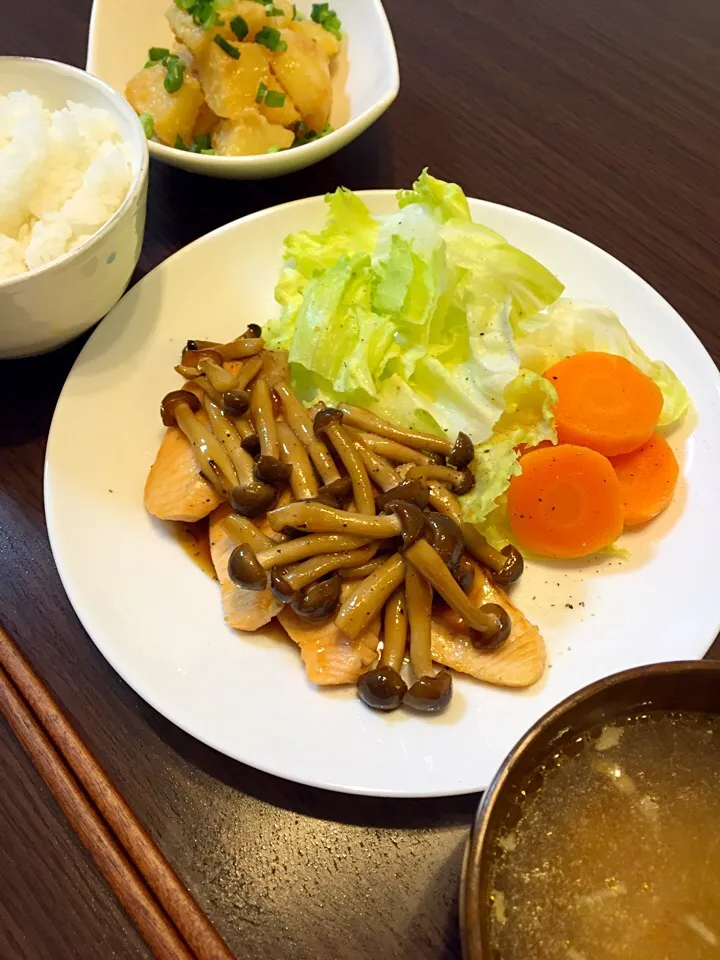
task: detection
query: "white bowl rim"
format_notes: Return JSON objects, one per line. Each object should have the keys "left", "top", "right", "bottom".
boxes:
{"left": 87, "top": 0, "right": 400, "bottom": 172}
{"left": 0, "top": 56, "right": 149, "bottom": 292}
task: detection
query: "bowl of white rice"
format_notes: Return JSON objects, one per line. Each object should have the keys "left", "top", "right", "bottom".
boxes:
{"left": 0, "top": 57, "right": 148, "bottom": 358}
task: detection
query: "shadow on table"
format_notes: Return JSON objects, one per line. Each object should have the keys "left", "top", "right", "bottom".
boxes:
{"left": 145, "top": 705, "right": 479, "bottom": 830}
{"left": 408, "top": 835, "right": 467, "bottom": 960}
{"left": 0, "top": 335, "right": 89, "bottom": 447}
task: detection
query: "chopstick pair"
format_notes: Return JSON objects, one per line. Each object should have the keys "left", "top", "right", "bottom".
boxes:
{"left": 0, "top": 624, "right": 235, "bottom": 960}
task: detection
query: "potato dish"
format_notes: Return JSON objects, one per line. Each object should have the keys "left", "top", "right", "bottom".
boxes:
{"left": 126, "top": 0, "right": 342, "bottom": 156}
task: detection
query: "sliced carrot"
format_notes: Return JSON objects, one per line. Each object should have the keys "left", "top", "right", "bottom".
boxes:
{"left": 544, "top": 352, "right": 663, "bottom": 456}
{"left": 507, "top": 444, "right": 624, "bottom": 558}
{"left": 609, "top": 431, "right": 679, "bottom": 527}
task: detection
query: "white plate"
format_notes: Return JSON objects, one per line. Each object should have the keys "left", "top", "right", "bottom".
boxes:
{"left": 86, "top": 0, "right": 399, "bottom": 179}
{"left": 45, "top": 193, "right": 720, "bottom": 797}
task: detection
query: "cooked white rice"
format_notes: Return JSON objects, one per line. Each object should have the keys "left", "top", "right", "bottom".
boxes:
{"left": 0, "top": 91, "right": 133, "bottom": 281}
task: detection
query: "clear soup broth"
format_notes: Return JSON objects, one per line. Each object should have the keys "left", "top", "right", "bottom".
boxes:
{"left": 487, "top": 710, "right": 720, "bottom": 959}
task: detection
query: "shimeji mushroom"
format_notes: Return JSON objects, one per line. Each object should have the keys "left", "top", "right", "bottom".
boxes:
{"left": 290, "top": 574, "right": 343, "bottom": 623}
{"left": 334, "top": 554, "right": 407, "bottom": 639}
{"left": 452, "top": 555, "right": 476, "bottom": 594}
{"left": 255, "top": 533, "right": 371, "bottom": 569}
{"left": 357, "top": 586, "right": 409, "bottom": 711}
{"left": 403, "top": 564, "right": 452, "bottom": 712}
{"left": 313, "top": 408, "right": 375, "bottom": 515}
{"left": 223, "top": 514, "right": 274, "bottom": 553}
{"left": 276, "top": 421, "right": 319, "bottom": 500}
{"left": 354, "top": 431, "right": 435, "bottom": 466}
{"left": 274, "top": 382, "right": 340, "bottom": 485}
{"left": 194, "top": 399, "right": 277, "bottom": 519}
{"left": 406, "top": 464, "right": 475, "bottom": 496}
{"left": 249, "top": 377, "right": 292, "bottom": 486}
{"left": 160, "top": 390, "right": 237, "bottom": 497}
{"left": 337, "top": 404, "right": 452, "bottom": 454}
{"left": 404, "top": 539, "right": 512, "bottom": 650}
{"left": 267, "top": 499, "right": 427, "bottom": 547}
{"left": 461, "top": 523, "right": 524, "bottom": 586}
{"left": 426, "top": 482, "right": 463, "bottom": 523}
{"left": 183, "top": 327, "right": 263, "bottom": 360}
{"left": 269, "top": 543, "right": 379, "bottom": 603}
{"left": 351, "top": 441, "right": 400, "bottom": 491}
{"left": 376, "top": 478, "right": 430, "bottom": 511}
{"left": 422, "top": 512, "right": 465, "bottom": 570}
{"left": 338, "top": 556, "right": 387, "bottom": 580}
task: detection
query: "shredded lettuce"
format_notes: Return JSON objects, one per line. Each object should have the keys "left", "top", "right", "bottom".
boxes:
{"left": 516, "top": 299, "right": 690, "bottom": 426}
{"left": 267, "top": 169, "right": 563, "bottom": 449}
{"left": 267, "top": 171, "right": 690, "bottom": 535}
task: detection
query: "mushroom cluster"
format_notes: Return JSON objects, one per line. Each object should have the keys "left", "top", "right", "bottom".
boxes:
{"left": 161, "top": 328, "right": 525, "bottom": 714}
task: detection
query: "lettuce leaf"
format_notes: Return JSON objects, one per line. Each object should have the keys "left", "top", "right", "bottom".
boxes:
{"left": 267, "top": 172, "right": 564, "bottom": 452}
{"left": 460, "top": 371, "right": 557, "bottom": 536}
{"left": 516, "top": 299, "right": 690, "bottom": 426}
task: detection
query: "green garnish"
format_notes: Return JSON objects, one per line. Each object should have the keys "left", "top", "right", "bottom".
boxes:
{"left": 230, "top": 14, "right": 249, "bottom": 39}
{"left": 174, "top": 0, "right": 225, "bottom": 30}
{"left": 139, "top": 113, "right": 155, "bottom": 139}
{"left": 255, "top": 26, "right": 287, "bottom": 51}
{"left": 267, "top": 6, "right": 285, "bottom": 15}
{"left": 163, "top": 55, "right": 185, "bottom": 93}
{"left": 310, "top": 2, "right": 341, "bottom": 37}
{"left": 213, "top": 34, "right": 241, "bottom": 57}
{"left": 267, "top": 145, "right": 281, "bottom": 153}
{"left": 174, "top": 134, "right": 188, "bottom": 150}
{"left": 193, "top": 133, "right": 213, "bottom": 150}
{"left": 292, "top": 120, "right": 333, "bottom": 146}
{"left": 264, "top": 89, "right": 286, "bottom": 108}
{"left": 292, "top": 4, "right": 297, "bottom": 18}
{"left": 148, "top": 47, "right": 170, "bottom": 61}
{"left": 255, "top": 81, "right": 268, "bottom": 103}
{"left": 250, "top": 0, "right": 272, "bottom": 4}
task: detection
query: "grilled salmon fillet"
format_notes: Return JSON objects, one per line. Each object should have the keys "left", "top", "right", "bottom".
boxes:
{"left": 431, "top": 562, "right": 545, "bottom": 688}
{"left": 209, "top": 505, "right": 283, "bottom": 632}
{"left": 278, "top": 603, "right": 380, "bottom": 686}
{"left": 144, "top": 426, "right": 221, "bottom": 522}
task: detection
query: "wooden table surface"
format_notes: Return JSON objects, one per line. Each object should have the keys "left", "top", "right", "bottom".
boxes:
{"left": 2, "top": 1, "right": 720, "bottom": 957}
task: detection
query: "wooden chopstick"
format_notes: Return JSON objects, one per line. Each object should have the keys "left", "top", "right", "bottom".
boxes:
{"left": 0, "top": 625, "right": 235, "bottom": 960}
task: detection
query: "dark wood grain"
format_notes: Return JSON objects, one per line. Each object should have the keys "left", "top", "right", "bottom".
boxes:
{"left": 1, "top": 1, "right": 720, "bottom": 958}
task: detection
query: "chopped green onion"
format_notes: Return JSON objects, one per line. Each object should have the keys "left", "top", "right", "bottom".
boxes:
{"left": 267, "top": 145, "right": 281, "bottom": 153}
{"left": 255, "top": 81, "right": 268, "bottom": 103}
{"left": 144, "top": 61, "right": 156, "bottom": 69}
{"left": 175, "top": 0, "right": 226, "bottom": 29}
{"left": 139, "top": 113, "right": 155, "bottom": 139}
{"left": 267, "top": 6, "right": 285, "bottom": 15}
{"left": 213, "top": 33, "right": 241, "bottom": 57}
{"left": 174, "top": 134, "right": 188, "bottom": 150}
{"left": 264, "top": 89, "right": 286, "bottom": 108}
{"left": 229, "top": 14, "right": 249, "bottom": 39}
{"left": 255, "top": 26, "right": 287, "bottom": 51}
{"left": 148, "top": 47, "right": 170, "bottom": 61}
{"left": 193, "top": 133, "right": 213, "bottom": 150}
{"left": 163, "top": 55, "right": 185, "bottom": 93}
{"left": 190, "top": 143, "right": 215, "bottom": 154}
{"left": 292, "top": 4, "right": 297, "bottom": 18}
{"left": 310, "top": 2, "right": 341, "bottom": 38}
{"left": 250, "top": 0, "right": 272, "bottom": 4}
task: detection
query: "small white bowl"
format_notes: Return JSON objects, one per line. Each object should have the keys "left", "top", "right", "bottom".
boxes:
{"left": 0, "top": 58, "right": 149, "bottom": 358}
{"left": 87, "top": 0, "right": 399, "bottom": 179}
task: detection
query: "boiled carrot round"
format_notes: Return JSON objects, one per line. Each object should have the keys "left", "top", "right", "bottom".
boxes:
{"left": 507, "top": 444, "right": 624, "bottom": 558}
{"left": 544, "top": 351, "right": 663, "bottom": 456}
